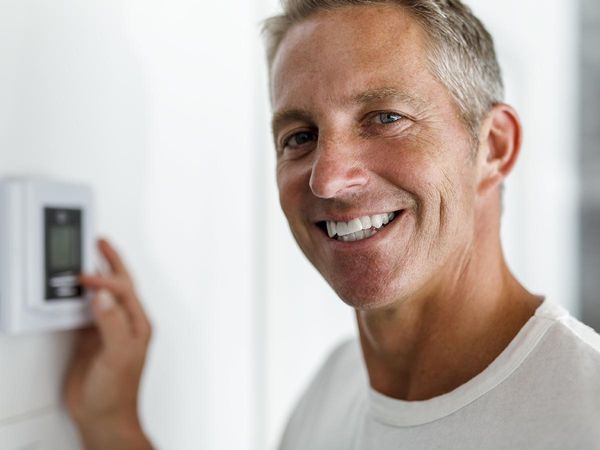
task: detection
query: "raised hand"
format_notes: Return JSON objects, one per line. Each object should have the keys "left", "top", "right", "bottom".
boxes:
{"left": 64, "top": 238, "right": 154, "bottom": 450}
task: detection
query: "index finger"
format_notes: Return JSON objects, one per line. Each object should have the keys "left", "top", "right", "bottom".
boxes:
{"left": 97, "top": 238, "right": 129, "bottom": 276}
{"left": 79, "top": 274, "right": 151, "bottom": 341}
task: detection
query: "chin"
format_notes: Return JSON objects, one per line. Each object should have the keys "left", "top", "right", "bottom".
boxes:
{"left": 307, "top": 253, "right": 408, "bottom": 310}
{"left": 327, "top": 275, "right": 406, "bottom": 311}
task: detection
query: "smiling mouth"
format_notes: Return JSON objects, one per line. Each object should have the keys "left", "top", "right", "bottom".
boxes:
{"left": 317, "top": 210, "right": 403, "bottom": 242}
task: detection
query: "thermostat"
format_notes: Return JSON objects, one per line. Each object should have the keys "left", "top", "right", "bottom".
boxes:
{"left": 0, "top": 177, "right": 95, "bottom": 334}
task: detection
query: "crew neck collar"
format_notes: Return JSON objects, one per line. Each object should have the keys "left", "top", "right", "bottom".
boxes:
{"left": 367, "top": 299, "right": 569, "bottom": 427}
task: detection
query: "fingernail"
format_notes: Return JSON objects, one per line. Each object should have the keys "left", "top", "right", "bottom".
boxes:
{"left": 97, "top": 289, "right": 115, "bottom": 311}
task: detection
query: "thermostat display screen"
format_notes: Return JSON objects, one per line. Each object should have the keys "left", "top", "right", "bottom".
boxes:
{"left": 44, "top": 208, "right": 83, "bottom": 301}
{"left": 49, "top": 225, "right": 80, "bottom": 271}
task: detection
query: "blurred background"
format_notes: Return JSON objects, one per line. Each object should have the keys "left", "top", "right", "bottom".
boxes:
{"left": 0, "top": 0, "right": 596, "bottom": 449}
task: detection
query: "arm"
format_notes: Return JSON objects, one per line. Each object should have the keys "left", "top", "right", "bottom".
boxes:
{"left": 64, "top": 238, "right": 154, "bottom": 450}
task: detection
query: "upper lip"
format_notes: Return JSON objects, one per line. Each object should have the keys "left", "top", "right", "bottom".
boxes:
{"left": 314, "top": 209, "right": 404, "bottom": 223}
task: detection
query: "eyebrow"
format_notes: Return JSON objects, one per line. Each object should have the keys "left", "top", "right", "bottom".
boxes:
{"left": 271, "top": 109, "right": 314, "bottom": 138}
{"left": 271, "top": 87, "right": 426, "bottom": 137}
{"left": 351, "top": 87, "right": 426, "bottom": 109}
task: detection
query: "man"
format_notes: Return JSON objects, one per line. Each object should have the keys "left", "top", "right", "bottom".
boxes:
{"left": 66, "top": 1, "right": 600, "bottom": 449}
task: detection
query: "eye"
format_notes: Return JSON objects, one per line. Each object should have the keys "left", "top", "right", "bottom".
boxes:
{"left": 375, "top": 112, "right": 404, "bottom": 124}
{"left": 283, "top": 130, "right": 318, "bottom": 149}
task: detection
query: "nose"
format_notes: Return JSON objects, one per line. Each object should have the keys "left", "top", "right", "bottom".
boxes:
{"left": 308, "top": 139, "right": 369, "bottom": 199}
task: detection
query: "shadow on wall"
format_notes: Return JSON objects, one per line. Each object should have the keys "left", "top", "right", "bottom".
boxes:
{"left": 580, "top": 0, "right": 600, "bottom": 331}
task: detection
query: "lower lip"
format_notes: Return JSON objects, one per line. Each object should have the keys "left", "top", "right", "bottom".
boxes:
{"left": 317, "top": 211, "right": 407, "bottom": 249}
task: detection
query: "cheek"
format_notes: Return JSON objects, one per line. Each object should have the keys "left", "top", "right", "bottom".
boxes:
{"left": 276, "top": 161, "right": 310, "bottom": 219}
{"left": 367, "top": 131, "right": 446, "bottom": 177}
{"left": 370, "top": 139, "right": 448, "bottom": 203}
{"left": 372, "top": 137, "right": 475, "bottom": 231}
{"left": 427, "top": 165, "right": 479, "bottom": 247}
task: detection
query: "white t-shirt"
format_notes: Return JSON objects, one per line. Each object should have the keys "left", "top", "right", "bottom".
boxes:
{"left": 278, "top": 300, "right": 600, "bottom": 450}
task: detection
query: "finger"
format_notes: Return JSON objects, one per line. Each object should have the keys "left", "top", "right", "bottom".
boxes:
{"left": 92, "top": 289, "right": 133, "bottom": 356}
{"left": 81, "top": 275, "right": 151, "bottom": 340}
{"left": 97, "top": 238, "right": 130, "bottom": 277}
{"left": 80, "top": 274, "right": 128, "bottom": 294}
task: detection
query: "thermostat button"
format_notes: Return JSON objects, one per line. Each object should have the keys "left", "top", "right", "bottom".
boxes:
{"left": 49, "top": 275, "right": 78, "bottom": 288}
{"left": 56, "top": 286, "right": 77, "bottom": 297}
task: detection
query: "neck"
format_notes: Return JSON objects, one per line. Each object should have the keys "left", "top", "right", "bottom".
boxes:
{"left": 355, "top": 233, "right": 542, "bottom": 401}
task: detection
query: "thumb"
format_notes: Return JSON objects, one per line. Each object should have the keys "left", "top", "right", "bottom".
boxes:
{"left": 92, "top": 289, "right": 132, "bottom": 355}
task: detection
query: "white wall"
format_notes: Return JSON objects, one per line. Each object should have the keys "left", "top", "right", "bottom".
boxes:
{"left": 0, "top": 0, "right": 262, "bottom": 448}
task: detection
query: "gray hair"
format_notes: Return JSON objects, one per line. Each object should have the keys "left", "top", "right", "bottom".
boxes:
{"left": 262, "top": 0, "right": 504, "bottom": 140}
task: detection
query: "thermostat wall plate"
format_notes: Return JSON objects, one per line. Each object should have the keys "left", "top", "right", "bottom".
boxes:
{"left": 0, "top": 177, "right": 95, "bottom": 335}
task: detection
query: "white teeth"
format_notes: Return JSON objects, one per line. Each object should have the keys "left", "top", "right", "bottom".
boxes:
{"left": 371, "top": 214, "right": 383, "bottom": 228}
{"left": 341, "top": 228, "right": 375, "bottom": 242}
{"left": 347, "top": 218, "right": 363, "bottom": 234}
{"left": 336, "top": 221, "right": 349, "bottom": 236}
{"left": 360, "top": 216, "right": 372, "bottom": 229}
{"left": 324, "top": 211, "right": 399, "bottom": 241}
{"left": 326, "top": 221, "right": 336, "bottom": 238}
{"left": 364, "top": 228, "right": 376, "bottom": 239}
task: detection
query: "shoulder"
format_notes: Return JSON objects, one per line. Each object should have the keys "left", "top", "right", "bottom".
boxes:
{"left": 537, "top": 301, "right": 600, "bottom": 361}
{"left": 545, "top": 312, "right": 600, "bottom": 378}
{"left": 512, "top": 305, "right": 600, "bottom": 443}
{"left": 317, "top": 337, "right": 363, "bottom": 377}
{"left": 526, "top": 302, "right": 600, "bottom": 397}
{"left": 558, "top": 314, "right": 600, "bottom": 354}
{"left": 278, "top": 337, "right": 366, "bottom": 449}
{"left": 292, "top": 337, "right": 364, "bottom": 408}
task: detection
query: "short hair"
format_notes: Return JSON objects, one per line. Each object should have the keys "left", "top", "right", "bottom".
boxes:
{"left": 262, "top": 0, "right": 504, "bottom": 141}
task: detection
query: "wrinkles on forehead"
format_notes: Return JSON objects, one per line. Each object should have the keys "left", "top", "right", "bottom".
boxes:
{"left": 269, "top": 5, "right": 427, "bottom": 96}
{"left": 270, "top": 7, "right": 431, "bottom": 100}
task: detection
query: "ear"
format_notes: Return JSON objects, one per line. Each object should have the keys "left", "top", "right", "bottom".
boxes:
{"left": 476, "top": 104, "right": 522, "bottom": 195}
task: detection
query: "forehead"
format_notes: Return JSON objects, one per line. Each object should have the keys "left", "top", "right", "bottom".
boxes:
{"left": 271, "top": 5, "right": 436, "bottom": 111}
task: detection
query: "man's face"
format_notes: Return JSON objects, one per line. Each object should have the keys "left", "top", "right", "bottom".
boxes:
{"left": 271, "top": 6, "right": 481, "bottom": 310}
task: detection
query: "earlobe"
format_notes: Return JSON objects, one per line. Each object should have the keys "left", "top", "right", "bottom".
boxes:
{"left": 477, "top": 104, "right": 522, "bottom": 195}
